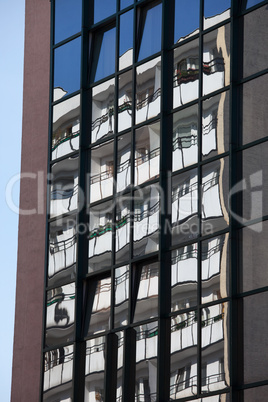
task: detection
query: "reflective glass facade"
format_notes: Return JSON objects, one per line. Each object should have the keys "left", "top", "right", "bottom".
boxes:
{"left": 41, "top": 0, "right": 268, "bottom": 401}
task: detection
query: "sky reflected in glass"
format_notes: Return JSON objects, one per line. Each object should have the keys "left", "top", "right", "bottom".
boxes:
{"left": 94, "top": 27, "right": 116, "bottom": 82}
{"left": 138, "top": 3, "right": 162, "bottom": 62}
{"left": 54, "top": 0, "right": 82, "bottom": 44}
{"left": 94, "top": 0, "right": 116, "bottom": 23}
{"left": 174, "top": 0, "right": 199, "bottom": 43}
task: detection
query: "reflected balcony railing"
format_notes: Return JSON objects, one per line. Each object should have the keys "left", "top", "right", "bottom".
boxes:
{"left": 44, "top": 349, "right": 73, "bottom": 372}
{"left": 134, "top": 201, "right": 160, "bottom": 222}
{"left": 202, "top": 241, "right": 223, "bottom": 261}
{"left": 136, "top": 325, "right": 158, "bottom": 341}
{"left": 50, "top": 234, "right": 76, "bottom": 254}
{"left": 171, "top": 249, "right": 198, "bottom": 265}
{"left": 173, "top": 135, "right": 197, "bottom": 151}
{"left": 117, "top": 158, "right": 131, "bottom": 173}
{"left": 202, "top": 372, "right": 226, "bottom": 390}
{"left": 203, "top": 57, "right": 224, "bottom": 75}
{"left": 174, "top": 68, "right": 199, "bottom": 86}
{"left": 172, "top": 181, "right": 198, "bottom": 202}
{"left": 202, "top": 117, "right": 217, "bottom": 136}
{"left": 118, "top": 100, "right": 132, "bottom": 114}
{"left": 136, "top": 88, "right": 161, "bottom": 110}
{"left": 47, "top": 292, "right": 75, "bottom": 307}
{"left": 52, "top": 129, "right": 80, "bottom": 151}
{"left": 115, "top": 270, "right": 129, "bottom": 286}
{"left": 202, "top": 172, "right": 220, "bottom": 192}
{"left": 91, "top": 169, "right": 113, "bottom": 184}
{"left": 51, "top": 183, "right": 78, "bottom": 200}
{"left": 86, "top": 341, "right": 105, "bottom": 355}
{"left": 135, "top": 392, "right": 157, "bottom": 402}
{"left": 170, "top": 375, "right": 197, "bottom": 397}
{"left": 135, "top": 147, "right": 160, "bottom": 166}
{"left": 92, "top": 107, "right": 114, "bottom": 131}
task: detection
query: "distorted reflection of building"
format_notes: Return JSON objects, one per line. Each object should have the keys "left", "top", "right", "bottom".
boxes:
{"left": 50, "top": 156, "right": 79, "bottom": 218}
{"left": 46, "top": 282, "right": 75, "bottom": 347}
{"left": 48, "top": 215, "right": 77, "bottom": 287}
{"left": 43, "top": 345, "right": 73, "bottom": 401}
{"left": 92, "top": 79, "right": 115, "bottom": 143}
{"left": 52, "top": 92, "right": 80, "bottom": 160}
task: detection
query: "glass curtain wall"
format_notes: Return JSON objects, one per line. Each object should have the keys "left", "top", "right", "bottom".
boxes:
{"left": 42, "top": 0, "right": 268, "bottom": 401}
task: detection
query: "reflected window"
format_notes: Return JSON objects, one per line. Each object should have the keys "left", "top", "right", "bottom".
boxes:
{"left": 94, "top": 0, "right": 116, "bottom": 23}
{"left": 53, "top": 37, "right": 81, "bottom": 101}
{"left": 173, "top": 39, "right": 199, "bottom": 107}
{"left": 137, "top": 2, "right": 162, "bottom": 61}
{"left": 54, "top": 0, "right": 82, "bottom": 44}
{"left": 119, "top": 10, "right": 134, "bottom": 70}
{"left": 174, "top": 0, "right": 199, "bottom": 43}
{"left": 91, "top": 27, "right": 116, "bottom": 82}
{"left": 84, "top": 337, "right": 106, "bottom": 400}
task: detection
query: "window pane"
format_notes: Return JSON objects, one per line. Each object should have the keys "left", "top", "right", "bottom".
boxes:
{"left": 91, "top": 78, "right": 115, "bottom": 143}
{"left": 133, "top": 262, "right": 159, "bottom": 323}
{"left": 135, "top": 121, "right": 160, "bottom": 186}
{"left": 48, "top": 215, "right": 77, "bottom": 287}
{"left": 244, "top": 292, "right": 268, "bottom": 383}
{"left": 116, "top": 196, "right": 131, "bottom": 264}
{"left": 172, "top": 169, "right": 198, "bottom": 246}
{"left": 201, "top": 302, "right": 229, "bottom": 393}
{"left": 202, "top": 90, "right": 229, "bottom": 160}
{"left": 84, "top": 337, "right": 106, "bottom": 401}
{"left": 138, "top": 2, "right": 162, "bottom": 61}
{"left": 52, "top": 94, "right": 80, "bottom": 161}
{"left": 174, "top": 0, "right": 199, "bottom": 43}
{"left": 117, "top": 133, "right": 131, "bottom": 192}
{"left": 118, "top": 71, "right": 133, "bottom": 131}
{"left": 171, "top": 244, "right": 198, "bottom": 312}
{"left": 204, "top": 0, "right": 231, "bottom": 30}
{"left": 202, "top": 157, "right": 229, "bottom": 235}
{"left": 45, "top": 283, "right": 75, "bottom": 347}
{"left": 244, "top": 0, "right": 264, "bottom": 9}
{"left": 135, "top": 323, "right": 158, "bottom": 401}
{"left": 173, "top": 39, "right": 199, "bottom": 108}
{"left": 54, "top": 37, "right": 81, "bottom": 101}
{"left": 119, "top": 10, "right": 134, "bottom": 70}
{"left": 120, "top": 0, "right": 133, "bottom": 10}
{"left": 93, "top": 27, "right": 116, "bottom": 82}
{"left": 243, "top": 6, "right": 268, "bottom": 78}
{"left": 114, "top": 265, "right": 129, "bottom": 327}
{"left": 203, "top": 24, "right": 230, "bottom": 96}
{"left": 94, "top": 0, "right": 116, "bottom": 23}
{"left": 133, "top": 185, "right": 159, "bottom": 257}
{"left": 170, "top": 312, "right": 197, "bottom": 399}
{"left": 136, "top": 56, "right": 161, "bottom": 124}
{"left": 54, "top": 0, "right": 82, "bottom": 44}
{"left": 88, "top": 201, "right": 113, "bottom": 273}
{"left": 43, "top": 345, "right": 73, "bottom": 401}
{"left": 202, "top": 234, "right": 229, "bottom": 304}
{"left": 90, "top": 140, "right": 114, "bottom": 203}
{"left": 50, "top": 155, "right": 79, "bottom": 218}
{"left": 173, "top": 105, "right": 198, "bottom": 171}
{"left": 242, "top": 74, "right": 268, "bottom": 145}
{"left": 85, "top": 278, "right": 111, "bottom": 336}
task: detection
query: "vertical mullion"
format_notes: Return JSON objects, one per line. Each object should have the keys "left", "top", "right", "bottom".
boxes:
{"left": 157, "top": 0, "right": 174, "bottom": 401}
{"left": 230, "top": 1, "right": 244, "bottom": 400}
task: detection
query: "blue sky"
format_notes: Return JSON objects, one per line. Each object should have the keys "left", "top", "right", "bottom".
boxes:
{"left": 0, "top": 0, "right": 25, "bottom": 400}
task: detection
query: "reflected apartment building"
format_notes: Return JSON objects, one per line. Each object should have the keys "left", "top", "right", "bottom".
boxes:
{"left": 12, "top": 1, "right": 268, "bottom": 402}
